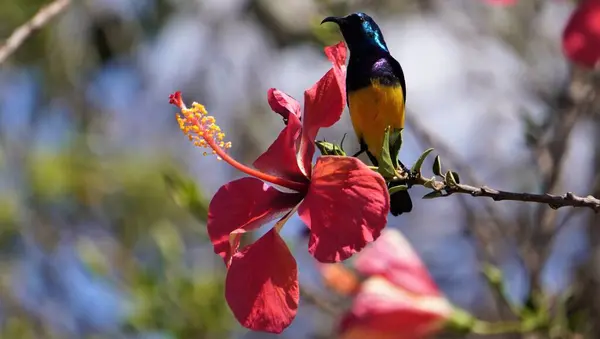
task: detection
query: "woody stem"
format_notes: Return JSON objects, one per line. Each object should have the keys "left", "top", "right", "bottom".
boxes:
{"left": 471, "top": 320, "right": 524, "bottom": 335}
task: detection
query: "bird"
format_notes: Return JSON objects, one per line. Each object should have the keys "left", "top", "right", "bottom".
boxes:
{"left": 321, "top": 12, "right": 412, "bottom": 216}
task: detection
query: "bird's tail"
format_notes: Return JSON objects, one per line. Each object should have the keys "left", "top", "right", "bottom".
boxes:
{"left": 388, "top": 181, "right": 412, "bottom": 216}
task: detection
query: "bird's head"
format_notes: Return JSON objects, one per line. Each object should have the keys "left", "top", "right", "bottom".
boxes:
{"left": 321, "top": 12, "right": 389, "bottom": 53}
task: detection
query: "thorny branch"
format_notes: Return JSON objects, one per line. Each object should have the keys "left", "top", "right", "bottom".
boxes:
{"left": 0, "top": 0, "right": 71, "bottom": 65}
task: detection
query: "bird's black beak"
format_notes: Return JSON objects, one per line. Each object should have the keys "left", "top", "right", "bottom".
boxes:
{"left": 321, "top": 16, "right": 342, "bottom": 26}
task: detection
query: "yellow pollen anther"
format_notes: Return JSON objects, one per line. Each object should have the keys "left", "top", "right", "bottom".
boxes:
{"left": 175, "top": 100, "right": 232, "bottom": 156}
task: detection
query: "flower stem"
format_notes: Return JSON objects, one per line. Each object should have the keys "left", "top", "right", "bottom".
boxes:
{"left": 471, "top": 320, "right": 523, "bottom": 335}
{"left": 205, "top": 136, "right": 309, "bottom": 193}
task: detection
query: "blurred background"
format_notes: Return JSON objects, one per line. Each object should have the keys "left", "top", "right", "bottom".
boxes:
{"left": 1, "top": 0, "right": 600, "bottom": 338}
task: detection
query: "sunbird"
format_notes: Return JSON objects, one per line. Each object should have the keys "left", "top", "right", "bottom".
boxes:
{"left": 321, "top": 12, "right": 412, "bottom": 216}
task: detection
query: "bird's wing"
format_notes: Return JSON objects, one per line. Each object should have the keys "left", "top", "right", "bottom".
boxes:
{"left": 388, "top": 56, "right": 406, "bottom": 104}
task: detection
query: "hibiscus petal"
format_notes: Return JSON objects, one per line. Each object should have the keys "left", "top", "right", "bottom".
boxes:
{"left": 298, "top": 156, "right": 389, "bottom": 263}
{"left": 324, "top": 41, "right": 348, "bottom": 76}
{"left": 338, "top": 277, "right": 452, "bottom": 339}
{"left": 208, "top": 177, "right": 303, "bottom": 266}
{"left": 253, "top": 113, "right": 307, "bottom": 183}
{"left": 298, "top": 42, "right": 348, "bottom": 177}
{"left": 267, "top": 88, "right": 302, "bottom": 121}
{"left": 354, "top": 228, "right": 441, "bottom": 296}
{"left": 225, "top": 228, "right": 299, "bottom": 333}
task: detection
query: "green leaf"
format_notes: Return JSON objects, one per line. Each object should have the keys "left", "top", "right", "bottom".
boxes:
{"left": 410, "top": 148, "right": 434, "bottom": 174}
{"left": 315, "top": 140, "right": 346, "bottom": 156}
{"left": 452, "top": 171, "right": 461, "bottom": 184}
{"left": 422, "top": 191, "right": 443, "bottom": 199}
{"left": 389, "top": 129, "right": 403, "bottom": 169}
{"left": 432, "top": 155, "right": 442, "bottom": 176}
{"left": 446, "top": 308, "right": 476, "bottom": 333}
{"left": 388, "top": 184, "right": 409, "bottom": 195}
{"left": 151, "top": 221, "right": 184, "bottom": 264}
{"left": 377, "top": 126, "right": 397, "bottom": 179}
{"left": 482, "top": 264, "right": 503, "bottom": 286}
{"left": 445, "top": 170, "right": 458, "bottom": 186}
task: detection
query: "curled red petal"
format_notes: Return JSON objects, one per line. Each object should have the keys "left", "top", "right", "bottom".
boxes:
{"left": 298, "top": 42, "right": 348, "bottom": 177}
{"left": 324, "top": 41, "right": 348, "bottom": 75}
{"left": 208, "top": 177, "right": 303, "bottom": 266}
{"left": 298, "top": 156, "right": 389, "bottom": 263}
{"left": 225, "top": 228, "right": 299, "bottom": 333}
{"left": 354, "top": 228, "right": 441, "bottom": 296}
{"left": 338, "top": 277, "right": 452, "bottom": 339}
{"left": 253, "top": 113, "right": 307, "bottom": 183}
{"left": 562, "top": 0, "right": 600, "bottom": 69}
{"left": 268, "top": 88, "right": 302, "bottom": 121}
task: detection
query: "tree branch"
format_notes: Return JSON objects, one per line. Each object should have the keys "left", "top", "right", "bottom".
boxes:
{"left": 0, "top": 0, "right": 71, "bottom": 65}
{"left": 299, "top": 286, "right": 340, "bottom": 316}
{"left": 405, "top": 175, "right": 600, "bottom": 212}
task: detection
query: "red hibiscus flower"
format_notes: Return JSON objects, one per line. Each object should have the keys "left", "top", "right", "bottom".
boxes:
{"left": 336, "top": 228, "right": 453, "bottom": 339}
{"left": 563, "top": 0, "right": 600, "bottom": 69}
{"left": 169, "top": 42, "right": 390, "bottom": 334}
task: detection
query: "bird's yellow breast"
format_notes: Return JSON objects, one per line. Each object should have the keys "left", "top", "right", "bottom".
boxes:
{"left": 347, "top": 80, "right": 405, "bottom": 159}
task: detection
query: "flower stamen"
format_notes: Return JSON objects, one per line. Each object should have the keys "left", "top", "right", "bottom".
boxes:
{"left": 170, "top": 92, "right": 232, "bottom": 158}
{"left": 169, "top": 91, "right": 308, "bottom": 192}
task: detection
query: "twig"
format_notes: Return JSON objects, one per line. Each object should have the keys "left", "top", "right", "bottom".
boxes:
{"left": 0, "top": 0, "right": 71, "bottom": 65}
{"left": 406, "top": 175, "right": 600, "bottom": 212}
{"left": 299, "top": 286, "right": 340, "bottom": 316}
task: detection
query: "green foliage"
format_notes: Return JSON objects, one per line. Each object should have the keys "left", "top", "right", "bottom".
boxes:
{"left": 422, "top": 191, "right": 443, "bottom": 199}
{"left": 445, "top": 170, "right": 458, "bottom": 187}
{"left": 124, "top": 225, "right": 233, "bottom": 338}
{"left": 1, "top": 144, "right": 233, "bottom": 338}
{"left": 163, "top": 171, "right": 209, "bottom": 224}
{"left": 315, "top": 140, "right": 347, "bottom": 156}
{"left": 377, "top": 127, "right": 397, "bottom": 179}
{"left": 389, "top": 129, "right": 403, "bottom": 170}
{"left": 432, "top": 155, "right": 442, "bottom": 176}
{"left": 410, "top": 148, "right": 434, "bottom": 174}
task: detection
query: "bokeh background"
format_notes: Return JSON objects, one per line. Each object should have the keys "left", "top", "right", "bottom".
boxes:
{"left": 1, "top": 0, "right": 600, "bottom": 338}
